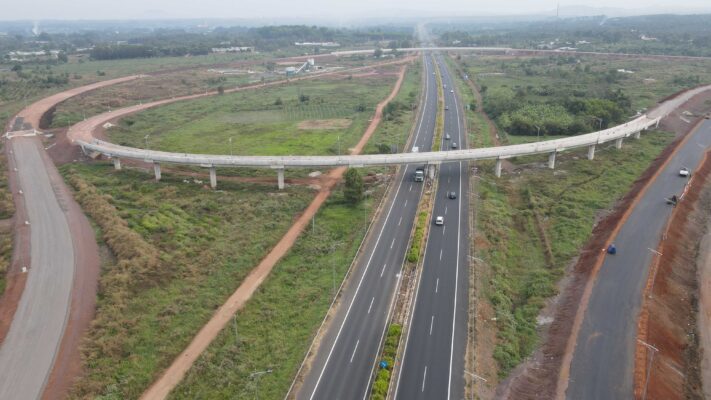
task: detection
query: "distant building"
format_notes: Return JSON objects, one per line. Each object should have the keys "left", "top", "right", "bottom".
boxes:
{"left": 211, "top": 47, "right": 254, "bottom": 53}
{"left": 294, "top": 42, "right": 340, "bottom": 47}
{"left": 7, "top": 50, "right": 60, "bottom": 62}
{"left": 640, "top": 35, "right": 658, "bottom": 41}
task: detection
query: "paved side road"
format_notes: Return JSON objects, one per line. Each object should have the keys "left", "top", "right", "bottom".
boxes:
{"left": 0, "top": 137, "right": 75, "bottom": 400}
{"left": 295, "top": 54, "right": 438, "bottom": 400}
{"left": 567, "top": 119, "right": 711, "bottom": 399}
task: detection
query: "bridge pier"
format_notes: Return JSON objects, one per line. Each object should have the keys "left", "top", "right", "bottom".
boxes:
{"left": 112, "top": 157, "right": 121, "bottom": 170}
{"left": 277, "top": 168, "right": 285, "bottom": 190}
{"left": 494, "top": 158, "right": 502, "bottom": 178}
{"left": 615, "top": 138, "right": 624, "bottom": 149}
{"left": 548, "top": 152, "right": 556, "bottom": 169}
{"left": 209, "top": 167, "right": 217, "bottom": 189}
{"left": 153, "top": 162, "right": 161, "bottom": 181}
{"left": 633, "top": 131, "right": 641, "bottom": 140}
{"left": 655, "top": 119, "right": 660, "bottom": 128}
{"left": 587, "top": 145, "right": 596, "bottom": 160}
{"left": 428, "top": 164, "right": 436, "bottom": 179}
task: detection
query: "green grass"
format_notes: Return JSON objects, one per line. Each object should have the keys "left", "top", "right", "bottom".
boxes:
{"left": 371, "top": 324, "right": 402, "bottom": 400}
{"left": 60, "top": 163, "right": 315, "bottom": 399}
{"left": 105, "top": 76, "right": 395, "bottom": 157}
{"left": 168, "top": 181, "right": 388, "bottom": 399}
{"left": 365, "top": 60, "right": 421, "bottom": 154}
{"left": 475, "top": 130, "right": 674, "bottom": 376}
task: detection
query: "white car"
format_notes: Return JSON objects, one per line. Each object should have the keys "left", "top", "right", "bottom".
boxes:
{"left": 450, "top": 89, "right": 454, "bottom": 93}
{"left": 435, "top": 216, "right": 444, "bottom": 225}
{"left": 679, "top": 167, "right": 690, "bottom": 177}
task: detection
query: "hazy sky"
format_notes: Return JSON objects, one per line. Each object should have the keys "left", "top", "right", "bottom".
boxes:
{"left": 2, "top": 0, "right": 710, "bottom": 21}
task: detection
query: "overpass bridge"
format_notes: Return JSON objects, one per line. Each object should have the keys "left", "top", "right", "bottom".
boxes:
{"left": 75, "top": 81, "right": 711, "bottom": 189}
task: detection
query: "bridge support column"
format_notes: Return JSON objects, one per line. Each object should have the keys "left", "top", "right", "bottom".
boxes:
{"left": 428, "top": 164, "right": 436, "bottom": 179}
{"left": 655, "top": 119, "right": 660, "bottom": 128}
{"left": 277, "top": 168, "right": 285, "bottom": 190}
{"left": 633, "top": 131, "right": 641, "bottom": 140}
{"left": 615, "top": 138, "right": 623, "bottom": 149}
{"left": 209, "top": 167, "right": 217, "bottom": 189}
{"left": 112, "top": 157, "right": 121, "bottom": 170}
{"left": 494, "top": 158, "right": 502, "bottom": 178}
{"left": 153, "top": 162, "right": 161, "bottom": 181}
{"left": 548, "top": 152, "right": 556, "bottom": 169}
{"left": 587, "top": 145, "right": 596, "bottom": 160}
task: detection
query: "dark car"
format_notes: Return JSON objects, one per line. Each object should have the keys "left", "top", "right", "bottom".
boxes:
{"left": 448, "top": 191, "right": 457, "bottom": 199}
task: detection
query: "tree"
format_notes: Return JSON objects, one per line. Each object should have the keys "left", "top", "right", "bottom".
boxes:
{"left": 217, "top": 85, "right": 225, "bottom": 95}
{"left": 344, "top": 168, "right": 364, "bottom": 204}
{"left": 374, "top": 48, "right": 383, "bottom": 58}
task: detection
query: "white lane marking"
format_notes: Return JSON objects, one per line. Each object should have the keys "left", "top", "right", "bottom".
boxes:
{"left": 409, "top": 183, "right": 413, "bottom": 192}
{"left": 443, "top": 225, "right": 446, "bottom": 235}
{"left": 308, "top": 144, "right": 415, "bottom": 399}
{"left": 398, "top": 216, "right": 403, "bottom": 226}
{"left": 404, "top": 199, "right": 408, "bottom": 207}
{"left": 440, "top": 249, "right": 443, "bottom": 260}
{"left": 368, "top": 297, "right": 375, "bottom": 314}
{"left": 422, "top": 366, "right": 428, "bottom": 392}
{"left": 391, "top": 238, "right": 396, "bottom": 249}
{"left": 436, "top": 278, "right": 439, "bottom": 293}
{"left": 447, "top": 74, "right": 465, "bottom": 399}
{"left": 430, "top": 315, "right": 435, "bottom": 335}
{"left": 448, "top": 177, "right": 451, "bottom": 183}
{"left": 380, "top": 263, "right": 387, "bottom": 277}
{"left": 445, "top": 206, "right": 448, "bottom": 215}
{"left": 350, "top": 340, "right": 360, "bottom": 363}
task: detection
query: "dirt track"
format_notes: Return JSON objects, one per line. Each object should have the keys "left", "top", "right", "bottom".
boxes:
{"left": 139, "top": 61, "right": 411, "bottom": 400}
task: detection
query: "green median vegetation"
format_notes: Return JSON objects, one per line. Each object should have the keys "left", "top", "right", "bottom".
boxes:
{"left": 0, "top": 143, "right": 15, "bottom": 296}
{"left": 476, "top": 130, "right": 673, "bottom": 377}
{"left": 371, "top": 323, "right": 402, "bottom": 400}
{"left": 407, "top": 211, "right": 428, "bottom": 263}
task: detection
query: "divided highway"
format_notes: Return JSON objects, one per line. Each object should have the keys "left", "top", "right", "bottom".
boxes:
{"left": 394, "top": 54, "right": 469, "bottom": 400}
{"left": 295, "top": 54, "right": 439, "bottom": 400}
{"left": 567, "top": 119, "right": 711, "bottom": 398}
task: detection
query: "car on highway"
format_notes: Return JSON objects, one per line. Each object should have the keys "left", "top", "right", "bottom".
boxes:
{"left": 445, "top": 133, "right": 451, "bottom": 140}
{"left": 451, "top": 142, "right": 458, "bottom": 149}
{"left": 450, "top": 89, "right": 454, "bottom": 93}
{"left": 445, "top": 106, "right": 449, "bottom": 110}
{"left": 679, "top": 167, "right": 690, "bottom": 177}
{"left": 435, "top": 216, "right": 444, "bottom": 225}
{"left": 447, "top": 191, "right": 457, "bottom": 199}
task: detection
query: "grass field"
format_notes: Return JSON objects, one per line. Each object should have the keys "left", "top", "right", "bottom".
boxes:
{"left": 60, "top": 163, "right": 315, "bottom": 399}
{"left": 102, "top": 72, "right": 398, "bottom": 157}
{"left": 461, "top": 54, "right": 711, "bottom": 114}
{"left": 473, "top": 130, "right": 674, "bottom": 378}
{"left": 168, "top": 178, "right": 388, "bottom": 399}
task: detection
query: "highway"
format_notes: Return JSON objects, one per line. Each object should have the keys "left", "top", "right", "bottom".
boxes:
{"left": 0, "top": 136, "right": 75, "bottom": 399}
{"left": 295, "top": 53, "right": 438, "bottom": 400}
{"left": 394, "top": 54, "right": 469, "bottom": 400}
{"left": 566, "top": 119, "right": 711, "bottom": 398}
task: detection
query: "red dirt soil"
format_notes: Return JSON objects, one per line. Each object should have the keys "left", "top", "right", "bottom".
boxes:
{"left": 633, "top": 150, "right": 711, "bottom": 400}
{"left": 496, "top": 89, "right": 711, "bottom": 400}
{"left": 139, "top": 62, "right": 411, "bottom": 400}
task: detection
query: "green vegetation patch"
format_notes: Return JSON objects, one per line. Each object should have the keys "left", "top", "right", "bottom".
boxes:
{"left": 371, "top": 324, "right": 402, "bottom": 400}
{"left": 169, "top": 179, "right": 387, "bottom": 399}
{"left": 475, "top": 131, "right": 673, "bottom": 376}
{"left": 106, "top": 75, "right": 396, "bottom": 157}
{"left": 61, "top": 163, "right": 313, "bottom": 399}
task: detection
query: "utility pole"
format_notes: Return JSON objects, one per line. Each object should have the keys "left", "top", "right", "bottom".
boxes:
{"left": 535, "top": 125, "right": 541, "bottom": 141}
{"left": 638, "top": 339, "right": 659, "bottom": 400}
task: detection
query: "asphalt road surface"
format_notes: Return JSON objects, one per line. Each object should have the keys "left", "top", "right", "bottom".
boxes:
{"left": 0, "top": 137, "right": 75, "bottom": 399}
{"left": 567, "top": 119, "right": 711, "bottom": 399}
{"left": 394, "top": 54, "right": 469, "bottom": 400}
{"left": 296, "top": 54, "right": 439, "bottom": 400}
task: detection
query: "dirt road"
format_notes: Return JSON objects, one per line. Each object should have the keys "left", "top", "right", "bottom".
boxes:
{"left": 139, "top": 62, "right": 411, "bottom": 400}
